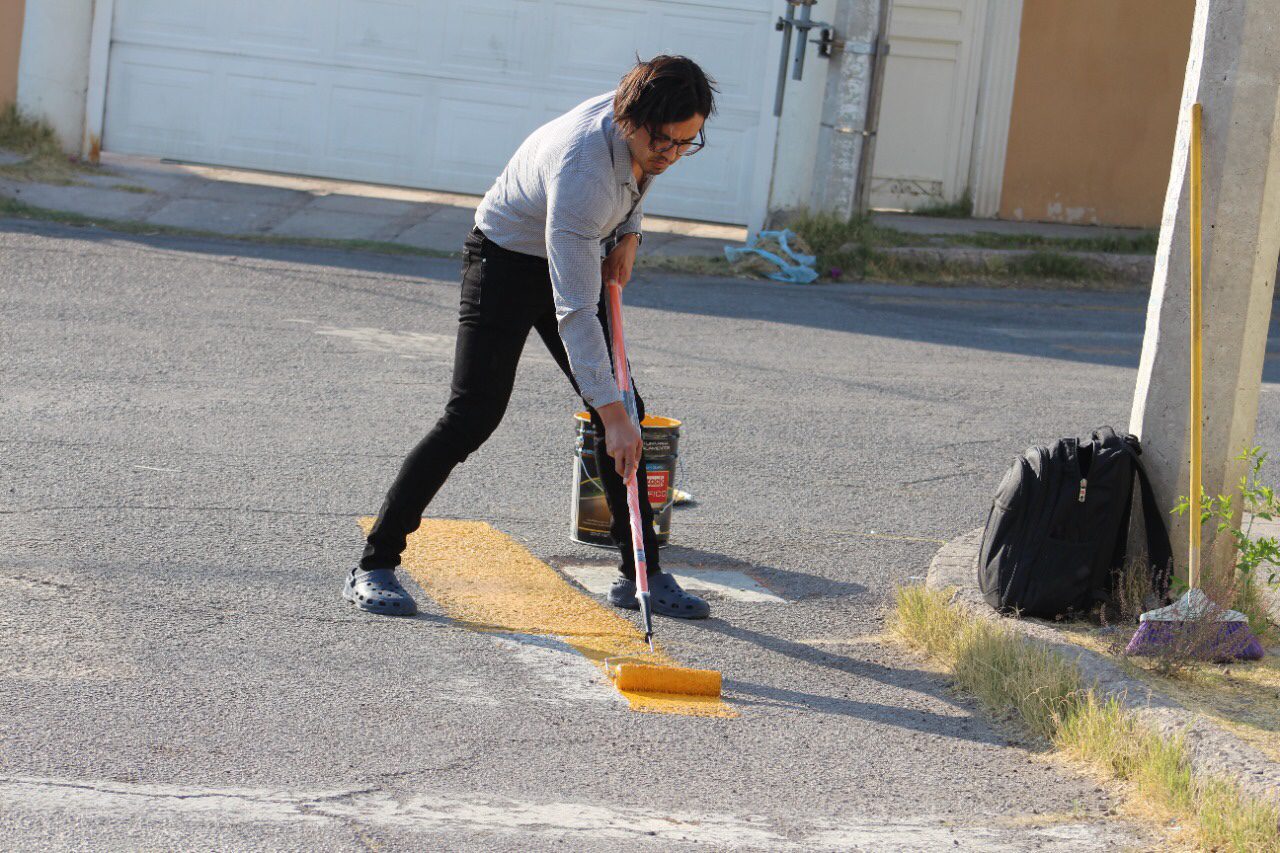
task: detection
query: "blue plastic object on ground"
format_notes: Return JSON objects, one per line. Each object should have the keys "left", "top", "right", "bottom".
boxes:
{"left": 723, "top": 229, "right": 819, "bottom": 283}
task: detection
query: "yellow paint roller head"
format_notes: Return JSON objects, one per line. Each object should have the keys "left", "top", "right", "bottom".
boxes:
{"left": 611, "top": 663, "right": 722, "bottom": 697}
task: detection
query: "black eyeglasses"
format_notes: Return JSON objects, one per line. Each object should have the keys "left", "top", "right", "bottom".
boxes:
{"left": 648, "top": 128, "right": 705, "bottom": 157}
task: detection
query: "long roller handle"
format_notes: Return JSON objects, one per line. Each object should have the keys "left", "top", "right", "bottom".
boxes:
{"left": 606, "top": 282, "right": 653, "bottom": 646}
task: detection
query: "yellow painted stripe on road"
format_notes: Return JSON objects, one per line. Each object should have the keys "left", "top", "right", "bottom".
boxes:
{"left": 358, "top": 517, "right": 734, "bottom": 718}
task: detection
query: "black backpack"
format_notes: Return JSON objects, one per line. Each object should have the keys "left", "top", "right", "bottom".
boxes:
{"left": 978, "top": 427, "right": 1172, "bottom": 618}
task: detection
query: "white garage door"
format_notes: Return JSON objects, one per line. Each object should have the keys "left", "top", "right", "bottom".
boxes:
{"left": 101, "top": 0, "right": 778, "bottom": 225}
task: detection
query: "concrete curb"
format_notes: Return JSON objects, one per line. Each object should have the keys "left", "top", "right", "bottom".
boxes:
{"left": 928, "top": 527, "right": 1280, "bottom": 808}
{"left": 882, "top": 246, "right": 1155, "bottom": 283}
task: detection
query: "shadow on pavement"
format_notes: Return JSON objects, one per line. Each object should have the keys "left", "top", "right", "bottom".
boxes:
{"left": 8, "top": 215, "right": 1280, "bottom": 381}
{"left": 701, "top": 618, "right": 1013, "bottom": 746}
{"left": 725, "top": 681, "right": 1009, "bottom": 746}
{"left": 657, "top": 543, "right": 868, "bottom": 600}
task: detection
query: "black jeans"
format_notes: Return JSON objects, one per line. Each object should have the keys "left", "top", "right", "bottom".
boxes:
{"left": 360, "top": 227, "right": 661, "bottom": 579}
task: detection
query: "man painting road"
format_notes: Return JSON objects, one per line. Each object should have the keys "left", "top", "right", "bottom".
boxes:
{"left": 344, "top": 55, "right": 718, "bottom": 622}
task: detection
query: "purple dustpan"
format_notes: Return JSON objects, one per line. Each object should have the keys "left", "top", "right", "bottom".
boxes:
{"left": 1124, "top": 589, "right": 1265, "bottom": 662}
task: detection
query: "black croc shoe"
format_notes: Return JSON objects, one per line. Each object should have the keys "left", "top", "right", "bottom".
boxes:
{"left": 607, "top": 573, "right": 710, "bottom": 620}
{"left": 649, "top": 572, "right": 710, "bottom": 619}
{"left": 608, "top": 576, "right": 640, "bottom": 610}
{"left": 343, "top": 568, "right": 418, "bottom": 616}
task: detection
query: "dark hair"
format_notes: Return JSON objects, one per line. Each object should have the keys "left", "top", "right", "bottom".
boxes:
{"left": 613, "top": 55, "right": 718, "bottom": 138}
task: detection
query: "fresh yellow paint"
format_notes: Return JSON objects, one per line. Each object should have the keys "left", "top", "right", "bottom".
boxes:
{"left": 357, "top": 517, "right": 734, "bottom": 718}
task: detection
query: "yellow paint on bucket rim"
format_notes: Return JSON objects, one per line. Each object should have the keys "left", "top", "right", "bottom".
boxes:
{"left": 574, "top": 411, "right": 682, "bottom": 429}
{"left": 357, "top": 517, "right": 734, "bottom": 718}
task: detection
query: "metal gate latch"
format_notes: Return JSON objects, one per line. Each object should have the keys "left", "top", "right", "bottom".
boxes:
{"left": 773, "top": 0, "right": 836, "bottom": 116}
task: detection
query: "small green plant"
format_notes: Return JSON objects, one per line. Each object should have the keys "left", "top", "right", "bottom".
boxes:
{"left": 0, "top": 104, "right": 62, "bottom": 159}
{"left": 781, "top": 208, "right": 1137, "bottom": 286}
{"left": 938, "top": 230, "right": 1159, "bottom": 255}
{"left": 910, "top": 189, "right": 974, "bottom": 219}
{"left": 1005, "top": 251, "right": 1097, "bottom": 281}
{"left": 1173, "top": 445, "right": 1280, "bottom": 639}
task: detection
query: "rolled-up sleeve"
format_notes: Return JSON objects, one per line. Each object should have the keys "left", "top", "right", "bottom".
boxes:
{"left": 618, "top": 201, "right": 643, "bottom": 243}
{"left": 544, "top": 166, "right": 624, "bottom": 410}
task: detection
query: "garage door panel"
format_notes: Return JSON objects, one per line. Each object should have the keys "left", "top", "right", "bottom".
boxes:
{"left": 104, "top": 46, "right": 218, "bottom": 158}
{"left": 428, "top": 87, "right": 536, "bottom": 192}
{"left": 327, "top": 84, "right": 423, "bottom": 182}
{"left": 889, "top": 0, "right": 964, "bottom": 41}
{"left": 335, "top": 0, "right": 429, "bottom": 66}
{"left": 437, "top": 0, "right": 539, "bottom": 80}
{"left": 673, "top": 0, "right": 773, "bottom": 12}
{"left": 222, "top": 72, "right": 322, "bottom": 169}
{"left": 114, "top": 0, "right": 214, "bottom": 44}
{"left": 547, "top": 3, "right": 653, "bottom": 90}
{"left": 654, "top": 10, "right": 768, "bottom": 115}
{"left": 105, "top": 0, "right": 774, "bottom": 224}
{"left": 228, "top": 0, "right": 329, "bottom": 56}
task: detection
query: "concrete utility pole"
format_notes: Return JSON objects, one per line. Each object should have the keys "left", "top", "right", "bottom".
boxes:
{"left": 808, "top": 0, "right": 891, "bottom": 220}
{"left": 1130, "top": 0, "right": 1280, "bottom": 583}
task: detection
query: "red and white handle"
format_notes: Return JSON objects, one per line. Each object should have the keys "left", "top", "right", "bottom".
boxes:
{"left": 605, "top": 282, "right": 648, "bottom": 592}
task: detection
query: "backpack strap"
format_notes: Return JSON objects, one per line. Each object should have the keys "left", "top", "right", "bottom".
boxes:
{"left": 1120, "top": 438, "right": 1174, "bottom": 597}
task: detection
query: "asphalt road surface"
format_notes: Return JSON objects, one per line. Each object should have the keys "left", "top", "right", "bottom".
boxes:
{"left": 6, "top": 219, "right": 1278, "bottom": 851}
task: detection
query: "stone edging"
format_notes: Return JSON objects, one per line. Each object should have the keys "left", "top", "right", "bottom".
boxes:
{"left": 882, "top": 246, "right": 1154, "bottom": 283}
{"left": 928, "top": 527, "right": 1280, "bottom": 807}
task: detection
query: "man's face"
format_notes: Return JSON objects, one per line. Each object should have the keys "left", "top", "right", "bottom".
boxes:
{"left": 626, "top": 114, "right": 706, "bottom": 178}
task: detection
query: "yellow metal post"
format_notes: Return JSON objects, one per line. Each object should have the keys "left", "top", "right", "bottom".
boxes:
{"left": 1189, "top": 102, "right": 1204, "bottom": 591}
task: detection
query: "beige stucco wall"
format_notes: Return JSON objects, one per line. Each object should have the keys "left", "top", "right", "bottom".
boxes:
{"left": 0, "top": 0, "right": 24, "bottom": 107}
{"left": 999, "top": 0, "right": 1195, "bottom": 228}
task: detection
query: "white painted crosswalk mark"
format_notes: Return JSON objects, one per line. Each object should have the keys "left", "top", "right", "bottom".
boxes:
{"left": 559, "top": 563, "right": 787, "bottom": 604}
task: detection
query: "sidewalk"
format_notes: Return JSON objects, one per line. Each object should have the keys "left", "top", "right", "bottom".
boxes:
{"left": 0, "top": 152, "right": 743, "bottom": 258}
{"left": 0, "top": 152, "right": 1167, "bottom": 270}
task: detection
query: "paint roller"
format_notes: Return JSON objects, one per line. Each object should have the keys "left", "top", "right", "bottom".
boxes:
{"left": 609, "top": 662, "right": 722, "bottom": 696}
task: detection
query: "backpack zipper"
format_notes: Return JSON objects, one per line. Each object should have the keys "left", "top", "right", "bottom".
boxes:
{"left": 1079, "top": 478, "right": 1088, "bottom": 503}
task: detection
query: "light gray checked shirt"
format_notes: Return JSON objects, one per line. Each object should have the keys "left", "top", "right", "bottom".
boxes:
{"left": 474, "top": 91, "right": 651, "bottom": 410}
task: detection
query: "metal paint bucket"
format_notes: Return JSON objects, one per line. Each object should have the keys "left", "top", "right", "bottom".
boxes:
{"left": 570, "top": 411, "right": 680, "bottom": 548}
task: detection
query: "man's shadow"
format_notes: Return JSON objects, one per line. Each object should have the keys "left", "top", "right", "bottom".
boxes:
{"left": 566, "top": 544, "right": 1012, "bottom": 747}
{"left": 692, "top": 616, "right": 1012, "bottom": 747}
{"left": 575, "top": 542, "right": 869, "bottom": 601}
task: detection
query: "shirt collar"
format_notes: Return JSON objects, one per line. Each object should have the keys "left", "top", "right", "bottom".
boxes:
{"left": 606, "top": 115, "right": 638, "bottom": 191}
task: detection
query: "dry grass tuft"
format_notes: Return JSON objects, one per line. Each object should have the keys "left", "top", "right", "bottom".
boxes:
{"left": 893, "top": 585, "right": 1280, "bottom": 852}
{"left": 0, "top": 105, "right": 101, "bottom": 185}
